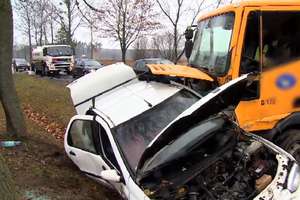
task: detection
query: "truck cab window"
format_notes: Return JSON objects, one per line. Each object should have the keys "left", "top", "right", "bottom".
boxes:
{"left": 189, "top": 13, "right": 235, "bottom": 76}
{"left": 262, "top": 12, "right": 300, "bottom": 69}
{"left": 68, "top": 120, "right": 97, "bottom": 154}
{"left": 240, "top": 12, "right": 260, "bottom": 74}
{"left": 241, "top": 11, "right": 300, "bottom": 74}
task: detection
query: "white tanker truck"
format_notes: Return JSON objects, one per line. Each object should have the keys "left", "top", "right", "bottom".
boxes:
{"left": 32, "top": 45, "right": 75, "bottom": 76}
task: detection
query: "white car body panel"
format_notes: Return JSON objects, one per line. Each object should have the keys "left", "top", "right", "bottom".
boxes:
{"left": 94, "top": 81, "right": 179, "bottom": 126}
{"left": 67, "top": 63, "right": 137, "bottom": 115}
{"left": 64, "top": 65, "right": 300, "bottom": 200}
{"left": 64, "top": 115, "right": 110, "bottom": 177}
{"left": 68, "top": 62, "right": 181, "bottom": 126}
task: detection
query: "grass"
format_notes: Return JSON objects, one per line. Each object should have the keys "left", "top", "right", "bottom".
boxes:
{"left": 14, "top": 74, "right": 75, "bottom": 126}
{"left": 0, "top": 74, "right": 119, "bottom": 200}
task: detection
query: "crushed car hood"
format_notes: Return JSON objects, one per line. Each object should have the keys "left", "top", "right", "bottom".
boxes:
{"left": 137, "top": 73, "right": 256, "bottom": 174}
{"left": 146, "top": 64, "right": 215, "bottom": 82}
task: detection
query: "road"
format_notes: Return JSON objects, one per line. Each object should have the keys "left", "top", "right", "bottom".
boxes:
{"left": 17, "top": 70, "right": 75, "bottom": 85}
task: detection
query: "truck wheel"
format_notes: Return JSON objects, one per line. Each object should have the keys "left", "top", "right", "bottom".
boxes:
{"left": 42, "top": 65, "right": 48, "bottom": 76}
{"left": 277, "top": 129, "right": 300, "bottom": 162}
{"left": 34, "top": 67, "right": 39, "bottom": 75}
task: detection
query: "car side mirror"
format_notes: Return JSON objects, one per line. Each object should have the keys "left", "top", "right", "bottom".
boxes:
{"left": 185, "top": 27, "right": 194, "bottom": 40}
{"left": 100, "top": 169, "right": 121, "bottom": 183}
{"left": 185, "top": 40, "right": 194, "bottom": 60}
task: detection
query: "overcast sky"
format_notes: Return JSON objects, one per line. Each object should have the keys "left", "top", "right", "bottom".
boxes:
{"left": 12, "top": 0, "right": 232, "bottom": 48}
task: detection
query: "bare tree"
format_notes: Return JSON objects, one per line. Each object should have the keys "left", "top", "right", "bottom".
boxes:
{"left": 152, "top": 32, "right": 174, "bottom": 60}
{"left": 154, "top": 0, "right": 205, "bottom": 63}
{"left": 0, "top": 0, "right": 27, "bottom": 137}
{"left": 34, "top": 0, "right": 50, "bottom": 45}
{"left": 15, "top": 0, "right": 34, "bottom": 62}
{"left": 76, "top": 0, "right": 100, "bottom": 58}
{"left": 134, "top": 37, "right": 149, "bottom": 60}
{"left": 16, "top": 0, "right": 55, "bottom": 47}
{"left": 45, "top": 2, "right": 58, "bottom": 44}
{"left": 55, "top": 0, "right": 83, "bottom": 46}
{"left": 83, "top": 0, "right": 159, "bottom": 63}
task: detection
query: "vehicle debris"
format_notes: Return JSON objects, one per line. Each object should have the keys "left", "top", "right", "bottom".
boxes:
{"left": 64, "top": 64, "right": 300, "bottom": 200}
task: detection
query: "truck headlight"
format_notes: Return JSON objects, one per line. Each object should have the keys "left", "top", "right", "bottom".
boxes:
{"left": 287, "top": 163, "right": 300, "bottom": 192}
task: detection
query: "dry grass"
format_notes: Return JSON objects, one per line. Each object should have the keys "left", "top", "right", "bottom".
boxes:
{"left": 14, "top": 74, "right": 75, "bottom": 127}
{"left": 0, "top": 74, "right": 119, "bottom": 200}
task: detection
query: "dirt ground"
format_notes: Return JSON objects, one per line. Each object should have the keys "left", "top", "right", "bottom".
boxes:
{"left": 0, "top": 74, "right": 120, "bottom": 200}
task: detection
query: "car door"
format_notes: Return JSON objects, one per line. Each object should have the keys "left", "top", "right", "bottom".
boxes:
{"left": 64, "top": 115, "right": 128, "bottom": 197}
{"left": 64, "top": 115, "right": 111, "bottom": 183}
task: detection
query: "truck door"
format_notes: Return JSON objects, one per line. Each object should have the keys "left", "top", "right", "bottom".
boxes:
{"left": 235, "top": 8, "right": 300, "bottom": 132}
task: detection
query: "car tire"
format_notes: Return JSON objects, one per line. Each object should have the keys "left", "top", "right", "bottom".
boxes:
{"left": 277, "top": 129, "right": 300, "bottom": 162}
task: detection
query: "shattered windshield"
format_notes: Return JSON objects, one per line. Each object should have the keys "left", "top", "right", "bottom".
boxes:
{"left": 113, "top": 89, "right": 199, "bottom": 173}
{"left": 46, "top": 46, "right": 73, "bottom": 56}
{"left": 189, "top": 13, "right": 235, "bottom": 76}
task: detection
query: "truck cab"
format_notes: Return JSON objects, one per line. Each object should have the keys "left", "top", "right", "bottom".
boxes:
{"left": 177, "top": 0, "right": 300, "bottom": 160}
{"left": 32, "top": 45, "right": 75, "bottom": 76}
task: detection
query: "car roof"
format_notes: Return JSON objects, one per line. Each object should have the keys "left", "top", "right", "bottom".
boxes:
{"left": 68, "top": 63, "right": 181, "bottom": 125}
{"left": 94, "top": 81, "right": 180, "bottom": 126}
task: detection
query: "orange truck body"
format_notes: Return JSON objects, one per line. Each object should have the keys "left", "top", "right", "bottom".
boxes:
{"left": 148, "top": 0, "right": 300, "bottom": 143}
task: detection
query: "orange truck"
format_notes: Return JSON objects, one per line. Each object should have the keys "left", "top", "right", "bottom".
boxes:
{"left": 148, "top": 0, "right": 300, "bottom": 161}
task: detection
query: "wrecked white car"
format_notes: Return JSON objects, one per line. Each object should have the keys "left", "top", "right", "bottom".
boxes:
{"left": 65, "top": 63, "right": 300, "bottom": 200}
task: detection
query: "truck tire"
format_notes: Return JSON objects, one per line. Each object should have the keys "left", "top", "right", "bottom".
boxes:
{"left": 34, "top": 67, "right": 40, "bottom": 75}
{"left": 42, "top": 65, "right": 48, "bottom": 77}
{"left": 277, "top": 129, "right": 300, "bottom": 162}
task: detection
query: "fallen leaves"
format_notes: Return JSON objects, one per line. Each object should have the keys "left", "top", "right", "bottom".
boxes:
{"left": 23, "top": 104, "right": 66, "bottom": 141}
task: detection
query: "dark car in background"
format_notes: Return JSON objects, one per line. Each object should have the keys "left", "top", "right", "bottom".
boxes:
{"left": 12, "top": 58, "right": 30, "bottom": 72}
{"left": 72, "top": 59, "right": 103, "bottom": 78}
{"left": 133, "top": 58, "right": 174, "bottom": 74}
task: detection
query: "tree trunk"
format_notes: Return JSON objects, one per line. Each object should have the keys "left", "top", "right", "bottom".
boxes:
{"left": 50, "top": 22, "right": 54, "bottom": 44}
{"left": 26, "top": 6, "right": 32, "bottom": 63}
{"left": 28, "top": 25, "right": 32, "bottom": 64}
{"left": 90, "top": 25, "right": 93, "bottom": 59}
{"left": 67, "top": 0, "right": 72, "bottom": 46}
{"left": 174, "top": 26, "right": 178, "bottom": 64}
{"left": 0, "top": 1, "right": 17, "bottom": 197}
{"left": 0, "top": 155, "right": 16, "bottom": 200}
{"left": 121, "top": 47, "right": 126, "bottom": 63}
{"left": 0, "top": 0, "right": 27, "bottom": 137}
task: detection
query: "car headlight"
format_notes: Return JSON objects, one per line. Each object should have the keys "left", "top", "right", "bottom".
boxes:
{"left": 287, "top": 163, "right": 300, "bottom": 192}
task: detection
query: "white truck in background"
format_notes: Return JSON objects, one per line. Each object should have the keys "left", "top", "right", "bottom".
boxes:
{"left": 32, "top": 45, "right": 75, "bottom": 76}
